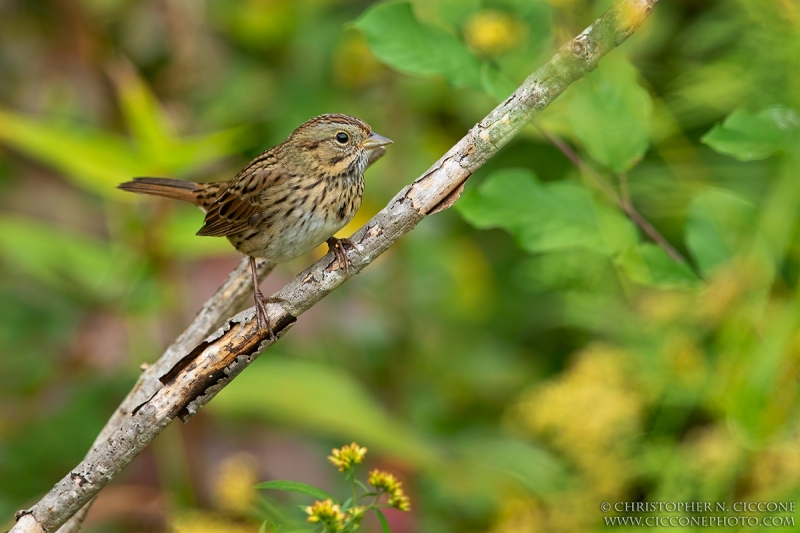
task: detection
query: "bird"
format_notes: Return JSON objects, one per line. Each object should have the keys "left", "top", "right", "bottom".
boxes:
{"left": 119, "top": 113, "right": 392, "bottom": 337}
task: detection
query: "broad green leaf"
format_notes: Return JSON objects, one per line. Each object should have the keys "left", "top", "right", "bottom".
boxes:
{"left": 0, "top": 107, "right": 246, "bottom": 197}
{"left": 567, "top": 55, "right": 652, "bottom": 172}
{"left": 457, "top": 168, "right": 634, "bottom": 255}
{"left": 254, "top": 480, "right": 333, "bottom": 501}
{"left": 410, "top": 0, "right": 481, "bottom": 28}
{"left": 685, "top": 189, "right": 757, "bottom": 276}
{"left": 0, "top": 109, "right": 145, "bottom": 194}
{"left": 701, "top": 105, "right": 800, "bottom": 161}
{"left": 354, "top": 2, "right": 481, "bottom": 89}
{"left": 375, "top": 509, "right": 391, "bottom": 533}
{"left": 0, "top": 215, "right": 138, "bottom": 300}
{"left": 615, "top": 244, "right": 700, "bottom": 288}
{"left": 211, "top": 358, "right": 436, "bottom": 466}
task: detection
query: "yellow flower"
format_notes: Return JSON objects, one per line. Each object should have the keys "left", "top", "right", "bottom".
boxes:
{"left": 368, "top": 469, "right": 400, "bottom": 493}
{"left": 328, "top": 442, "right": 368, "bottom": 472}
{"left": 369, "top": 469, "right": 411, "bottom": 512}
{"left": 347, "top": 506, "right": 367, "bottom": 529}
{"left": 212, "top": 453, "right": 257, "bottom": 514}
{"left": 389, "top": 489, "right": 411, "bottom": 512}
{"left": 305, "top": 499, "right": 346, "bottom": 532}
{"left": 463, "top": 10, "right": 525, "bottom": 57}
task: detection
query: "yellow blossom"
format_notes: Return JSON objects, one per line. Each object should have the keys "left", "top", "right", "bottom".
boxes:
{"left": 305, "top": 499, "right": 346, "bottom": 532}
{"left": 347, "top": 506, "right": 367, "bottom": 529}
{"left": 463, "top": 10, "right": 525, "bottom": 57}
{"left": 389, "top": 489, "right": 411, "bottom": 512}
{"left": 368, "top": 469, "right": 400, "bottom": 492}
{"left": 369, "top": 469, "right": 411, "bottom": 512}
{"left": 328, "top": 442, "right": 368, "bottom": 472}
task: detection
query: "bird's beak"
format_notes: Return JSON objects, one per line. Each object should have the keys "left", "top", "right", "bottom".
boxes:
{"left": 360, "top": 132, "right": 393, "bottom": 149}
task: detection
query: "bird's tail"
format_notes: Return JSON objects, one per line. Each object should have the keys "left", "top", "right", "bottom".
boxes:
{"left": 118, "top": 177, "right": 214, "bottom": 207}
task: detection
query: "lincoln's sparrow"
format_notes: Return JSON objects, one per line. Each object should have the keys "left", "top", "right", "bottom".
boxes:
{"left": 119, "top": 114, "right": 392, "bottom": 336}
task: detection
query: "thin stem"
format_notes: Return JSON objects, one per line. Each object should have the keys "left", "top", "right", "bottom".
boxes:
{"left": 537, "top": 124, "right": 687, "bottom": 264}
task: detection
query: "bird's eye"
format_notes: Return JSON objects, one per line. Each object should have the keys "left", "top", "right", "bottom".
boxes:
{"left": 335, "top": 132, "right": 350, "bottom": 144}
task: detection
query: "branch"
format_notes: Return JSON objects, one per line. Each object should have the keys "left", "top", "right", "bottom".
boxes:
{"left": 54, "top": 257, "right": 275, "bottom": 533}
{"left": 11, "top": 1, "right": 659, "bottom": 531}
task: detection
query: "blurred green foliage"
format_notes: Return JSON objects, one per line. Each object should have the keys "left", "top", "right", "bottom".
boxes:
{"left": 2, "top": 0, "right": 800, "bottom": 532}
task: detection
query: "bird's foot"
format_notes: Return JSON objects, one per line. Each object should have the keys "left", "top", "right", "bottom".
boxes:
{"left": 253, "top": 288, "right": 288, "bottom": 341}
{"left": 326, "top": 236, "right": 360, "bottom": 276}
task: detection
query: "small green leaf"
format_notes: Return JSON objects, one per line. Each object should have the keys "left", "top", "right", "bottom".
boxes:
{"left": 375, "top": 509, "right": 392, "bottom": 533}
{"left": 701, "top": 105, "right": 800, "bottom": 161}
{"left": 685, "top": 189, "right": 758, "bottom": 276}
{"left": 111, "top": 61, "right": 175, "bottom": 152}
{"left": 258, "top": 520, "right": 269, "bottom": 533}
{"left": 354, "top": 2, "right": 481, "bottom": 89}
{"left": 354, "top": 479, "right": 370, "bottom": 493}
{"left": 567, "top": 55, "right": 652, "bottom": 172}
{"left": 254, "top": 480, "right": 333, "bottom": 501}
{"left": 615, "top": 244, "right": 700, "bottom": 288}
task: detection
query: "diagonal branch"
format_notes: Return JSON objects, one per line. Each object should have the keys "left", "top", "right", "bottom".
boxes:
{"left": 50, "top": 256, "right": 274, "bottom": 533}
{"left": 11, "top": 1, "right": 660, "bottom": 531}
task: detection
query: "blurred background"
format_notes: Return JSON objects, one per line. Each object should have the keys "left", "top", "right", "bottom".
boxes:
{"left": 2, "top": 0, "right": 800, "bottom": 531}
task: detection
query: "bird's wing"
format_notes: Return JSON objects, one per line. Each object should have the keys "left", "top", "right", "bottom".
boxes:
{"left": 196, "top": 161, "right": 288, "bottom": 237}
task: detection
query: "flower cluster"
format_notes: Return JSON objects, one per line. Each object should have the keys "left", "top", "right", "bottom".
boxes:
{"left": 368, "top": 469, "right": 411, "bottom": 511}
{"left": 328, "top": 442, "right": 368, "bottom": 472}
{"left": 305, "top": 500, "right": 366, "bottom": 532}
{"left": 305, "top": 499, "right": 346, "bottom": 532}
{"left": 297, "top": 443, "right": 410, "bottom": 531}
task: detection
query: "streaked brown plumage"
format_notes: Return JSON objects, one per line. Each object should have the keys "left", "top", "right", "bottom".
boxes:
{"left": 119, "top": 114, "right": 392, "bottom": 336}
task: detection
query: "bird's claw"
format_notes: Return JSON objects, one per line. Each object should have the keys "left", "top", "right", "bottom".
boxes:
{"left": 326, "top": 236, "right": 360, "bottom": 276}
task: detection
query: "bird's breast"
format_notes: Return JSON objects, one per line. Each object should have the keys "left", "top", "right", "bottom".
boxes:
{"left": 228, "top": 172, "right": 364, "bottom": 263}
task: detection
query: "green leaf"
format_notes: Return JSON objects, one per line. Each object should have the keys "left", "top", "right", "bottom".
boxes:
{"left": 211, "top": 358, "right": 436, "bottom": 466}
{"left": 258, "top": 521, "right": 269, "bottom": 533}
{"left": 375, "top": 509, "right": 392, "bottom": 533}
{"left": 354, "top": 2, "right": 481, "bottom": 89}
{"left": 685, "top": 189, "right": 758, "bottom": 276}
{"left": 111, "top": 61, "right": 175, "bottom": 153}
{"left": 254, "top": 480, "right": 333, "bottom": 501}
{"left": 567, "top": 55, "right": 652, "bottom": 172}
{"left": 0, "top": 215, "right": 139, "bottom": 301}
{"left": 480, "top": 62, "right": 517, "bottom": 102}
{"left": 460, "top": 438, "right": 569, "bottom": 496}
{"left": 457, "top": 168, "right": 635, "bottom": 256}
{"left": 615, "top": 244, "right": 700, "bottom": 288}
{"left": 0, "top": 108, "right": 146, "bottom": 195}
{"left": 0, "top": 106, "right": 246, "bottom": 197}
{"left": 701, "top": 105, "right": 800, "bottom": 161}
